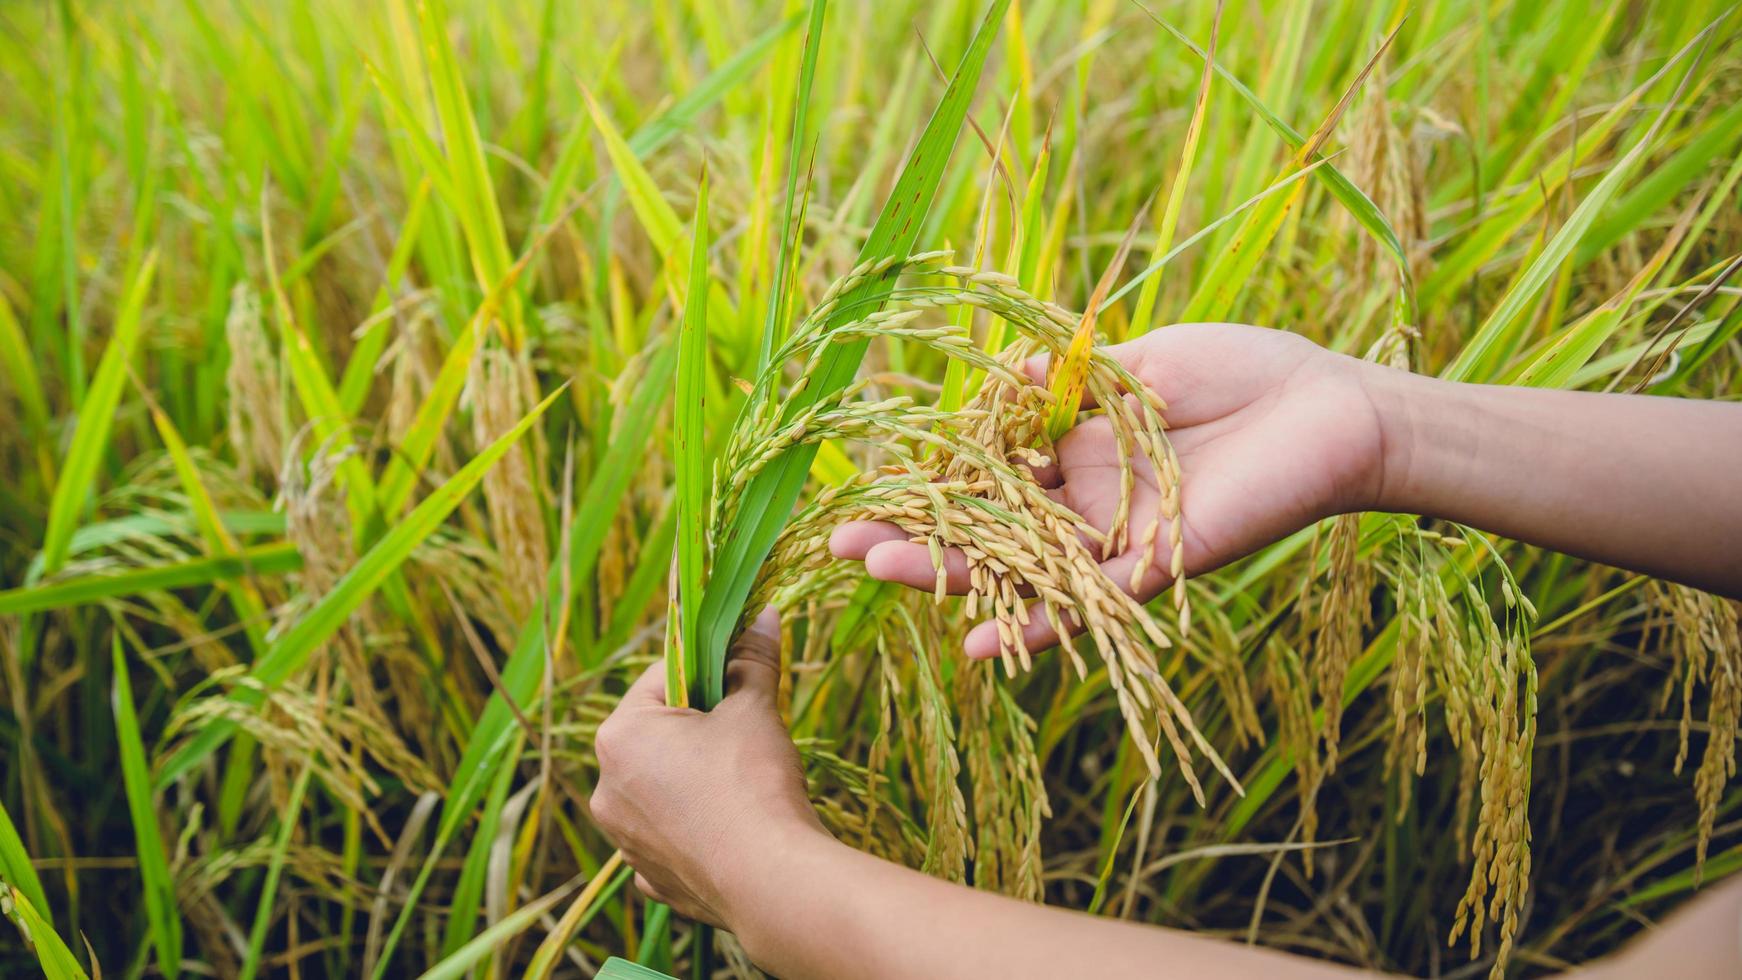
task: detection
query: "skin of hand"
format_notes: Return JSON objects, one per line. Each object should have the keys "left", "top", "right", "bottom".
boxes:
{"left": 590, "top": 607, "right": 1381, "bottom": 980}
{"left": 589, "top": 607, "right": 829, "bottom": 926}
{"left": 589, "top": 606, "right": 1742, "bottom": 979}
{"left": 831, "top": 322, "right": 1391, "bottom": 658}
{"left": 591, "top": 323, "right": 1742, "bottom": 977}
{"left": 831, "top": 321, "right": 1742, "bottom": 658}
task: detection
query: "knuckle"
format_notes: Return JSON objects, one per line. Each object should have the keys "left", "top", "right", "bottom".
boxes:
{"left": 594, "top": 718, "right": 626, "bottom": 769}
{"left": 588, "top": 786, "right": 620, "bottom": 829}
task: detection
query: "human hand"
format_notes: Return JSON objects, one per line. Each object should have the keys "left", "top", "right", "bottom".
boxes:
{"left": 589, "top": 608, "right": 828, "bottom": 926}
{"left": 831, "top": 323, "right": 1394, "bottom": 658}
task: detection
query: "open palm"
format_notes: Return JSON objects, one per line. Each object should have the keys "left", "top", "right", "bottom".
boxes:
{"left": 830, "top": 323, "right": 1390, "bottom": 658}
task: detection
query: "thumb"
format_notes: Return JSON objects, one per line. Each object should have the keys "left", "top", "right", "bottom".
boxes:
{"left": 722, "top": 606, "right": 781, "bottom": 706}
{"left": 1023, "top": 350, "right": 1105, "bottom": 410}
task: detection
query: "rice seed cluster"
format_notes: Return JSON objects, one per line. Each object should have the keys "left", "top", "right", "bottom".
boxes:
{"left": 1651, "top": 581, "right": 1742, "bottom": 879}
{"left": 726, "top": 254, "right": 1237, "bottom": 803}
{"left": 716, "top": 256, "right": 1565, "bottom": 975}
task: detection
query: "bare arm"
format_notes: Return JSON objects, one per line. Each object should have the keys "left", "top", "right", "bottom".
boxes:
{"left": 720, "top": 819, "right": 1372, "bottom": 980}
{"left": 592, "top": 613, "right": 1375, "bottom": 980}
{"left": 592, "top": 611, "right": 1742, "bottom": 980}
{"left": 593, "top": 326, "right": 1742, "bottom": 979}
{"left": 832, "top": 324, "right": 1742, "bottom": 660}
{"left": 1370, "top": 371, "right": 1742, "bottom": 598}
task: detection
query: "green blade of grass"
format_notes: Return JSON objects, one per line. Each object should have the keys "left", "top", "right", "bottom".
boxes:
{"left": 439, "top": 733, "right": 522, "bottom": 957}
{"left": 112, "top": 635, "right": 182, "bottom": 979}
{"left": 369, "top": 287, "right": 708, "bottom": 972}
{"left": 1107, "top": 155, "right": 1336, "bottom": 307}
{"left": 1181, "top": 20, "right": 1399, "bottom": 324}
{"left": 1421, "top": 16, "right": 1722, "bottom": 308}
{"left": 582, "top": 85, "right": 681, "bottom": 256}
{"left": 237, "top": 764, "right": 311, "bottom": 980}
{"left": 1619, "top": 842, "right": 1742, "bottom": 907}
{"left": 568, "top": 339, "right": 681, "bottom": 610}
{"left": 415, "top": 873, "right": 582, "bottom": 980}
{"left": 25, "top": 511, "right": 286, "bottom": 579}
{"left": 523, "top": 857, "right": 632, "bottom": 980}
{"left": 3, "top": 883, "right": 88, "bottom": 980}
{"left": 756, "top": 0, "right": 827, "bottom": 372}
{"left": 154, "top": 384, "right": 566, "bottom": 789}
{"left": 338, "top": 177, "right": 432, "bottom": 417}
{"left": 673, "top": 169, "right": 711, "bottom": 705}
{"left": 697, "top": 0, "right": 1013, "bottom": 707}
{"left": 0, "top": 542, "right": 303, "bottom": 617}
{"left": 261, "top": 199, "right": 381, "bottom": 532}
{"left": 1139, "top": 6, "right": 1414, "bottom": 314}
{"left": 1510, "top": 212, "right": 1689, "bottom": 389}
{"left": 0, "top": 288, "right": 50, "bottom": 434}
{"left": 0, "top": 798, "right": 49, "bottom": 921}
{"left": 368, "top": 344, "right": 678, "bottom": 974}
{"left": 1442, "top": 31, "right": 1705, "bottom": 383}
{"left": 141, "top": 383, "right": 273, "bottom": 653}
{"left": 38, "top": 250, "right": 158, "bottom": 577}
{"left": 602, "top": 498, "right": 678, "bottom": 656}
{"left": 581, "top": 85, "right": 740, "bottom": 347}
{"left": 414, "top": 0, "right": 524, "bottom": 346}
{"left": 375, "top": 188, "right": 589, "bottom": 519}
{"left": 1574, "top": 97, "right": 1742, "bottom": 268}
{"left": 1129, "top": 1, "right": 1219, "bottom": 338}
{"left": 599, "top": 957, "right": 679, "bottom": 980}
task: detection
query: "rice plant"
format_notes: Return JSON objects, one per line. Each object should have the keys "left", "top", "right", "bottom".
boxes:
{"left": 0, "top": 0, "right": 1739, "bottom": 977}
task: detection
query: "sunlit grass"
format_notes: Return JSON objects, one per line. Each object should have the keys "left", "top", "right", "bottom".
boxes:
{"left": 0, "top": 0, "right": 1739, "bottom": 976}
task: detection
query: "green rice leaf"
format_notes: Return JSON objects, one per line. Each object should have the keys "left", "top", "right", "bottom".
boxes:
{"left": 338, "top": 177, "right": 432, "bottom": 417}
{"left": 0, "top": 288, "right": 49, "bottom": 432}
{"left": 0, "top": 798, "right": 48, "bottom": 922}
{"left": 39, "top": 250, "right": 157, "bottom": 577}
{"left": 523, "top": 860, "right": 634, "bottom": 980}
{"left": 237, "top": 765, "right": 311, "bottom": 980}
{"left": 1442, "top": 34, "right": 1704, "bottom": 383}
{"left": 154, "top": 384, "right": 566, "bottom": 789}
{"left": 112, "top": 635, "right": 182, "bottom": 979}
{"left": 0, "top": 542, "right": 303, "bottom": 617}
{"left": 583, "top": 86, "right": 682, "bottom": 256}
{"left": 673, "top": 169, "right": 711, "bottom": 706}
{"left": 756, "top": 0, "right": 827, "bottom": 372}
{"left": 1619, "top": 842, "right": 1742, "bottom": 907}
{"left": 368, "top": 344, "right": 677, "bottom": 973}
{"left": 697, "top": 0, "right": 1013, "bottom": 707}
{"left": 599, "top": 956, "right": 678, "bottom": 979}
{"left": 1140, "top": 5, "right": 1413, "bottom": 312}
{"left": 3, "top": 883, "right": 88, "bottom": 980}
{"left": 415, "top": 874, "right": 581, "bottom": 980}
{"left": 415, "top": 0, "right": 523, "bottom": 346}
{"left": 439, "top": 734, "right": 522, "bottom": 957}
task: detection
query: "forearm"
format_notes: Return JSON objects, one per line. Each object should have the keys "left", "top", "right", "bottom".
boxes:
{"left": 721, "top": 826, "right": 1373, "bottom": 980}
{"left": 1366, "top": 367, "right": 1742, "bottom": 598}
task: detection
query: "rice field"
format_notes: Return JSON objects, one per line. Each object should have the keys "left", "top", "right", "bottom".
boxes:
{"left": 1, "top": 0, "right": 1739, "bottom": 976}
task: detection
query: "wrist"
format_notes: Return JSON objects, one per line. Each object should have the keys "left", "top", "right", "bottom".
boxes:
{"left": 714, "top": 814, "right": 841, "bottom": 956}
{"left": 1353, "top": 359, "right": 1437, "bottom": 515}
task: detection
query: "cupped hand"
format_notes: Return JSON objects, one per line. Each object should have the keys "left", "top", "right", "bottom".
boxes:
{"left": 830, "top": 323, "right": 1393, "bottom": 658}
{"left": 589, "top": 608, "right": 827, "bottom": 926}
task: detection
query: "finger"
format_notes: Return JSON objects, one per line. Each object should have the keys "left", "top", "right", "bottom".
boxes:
{"left": 723, "top": 606, "right": 781, "bottom": 705}
{"left": 1023, "top": 351, "right": 1103, "bottom": 411}
{"left": 862, "top": 540, "right": 1042, "bottom": 599}
{"left": 1025, "top": 456, "right": 1063, "bottom": 488}
{"left": 864, "top": 539, "right": 972, "bottom": 594}
{"left": 829, "top": 521, "right": 910, "bottom": 560}
{"left": 965, "top": 608, "right": 1071, "bottom": 660}
{"left": 633, "top": 872, "right": 666, "bottom": 904}
{"left": 622, "top": 659, "right": 674, "bottom": 708}
{"left": 963, "top": 539, "right": 1174, "bottom": 661}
